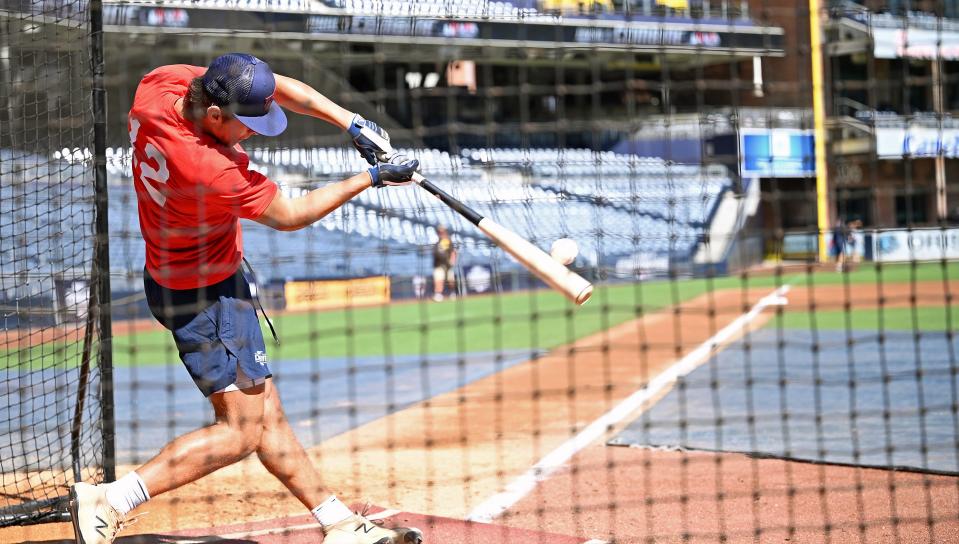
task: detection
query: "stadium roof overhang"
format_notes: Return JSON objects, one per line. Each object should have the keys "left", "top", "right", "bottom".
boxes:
{"left": 95, "top": 3, "right": 785, "bottom": 68}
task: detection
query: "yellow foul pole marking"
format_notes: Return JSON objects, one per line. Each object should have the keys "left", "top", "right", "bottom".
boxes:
{"left": 809, "top": 0, "right": 830, "bottom": 262}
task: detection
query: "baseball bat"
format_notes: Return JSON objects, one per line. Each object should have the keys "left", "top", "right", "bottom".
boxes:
{"left": 361, "top": 128, "right": 593, "bottom": 305}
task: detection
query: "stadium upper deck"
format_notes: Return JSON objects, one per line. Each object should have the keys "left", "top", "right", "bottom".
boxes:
{"left": 834, "top": 0, "right": 959, "bottom": 19}
{"left": 1, "top": 0, "right": 786, "bottom": 151}
{"left": 89, "top": 0, "right": 756, "bottom": 23}
{"left": 83, "top": 0, "right": 784, "bottom": 58}
{"left": 825, "top": 0, "right": 959, "bottom": 227}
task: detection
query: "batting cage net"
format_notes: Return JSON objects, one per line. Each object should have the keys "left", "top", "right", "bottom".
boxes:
{"left": 4, "top": 0, "right": 959, "bottom": 542}
{"left": 0, "top": 0, "right": 111, "bottom": 528}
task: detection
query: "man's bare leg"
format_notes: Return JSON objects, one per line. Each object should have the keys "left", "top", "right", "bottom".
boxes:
{"left": 253, "top": 380, "right": 423, "bottom": 542}
{"left": 136, "top": 383, "right": 267, "bottom": 496}
{"left": 69, "top": 384, "right": 272, "bottom": 544}
{"left": 254, "top": 378, "right": 330, "bottom": 508}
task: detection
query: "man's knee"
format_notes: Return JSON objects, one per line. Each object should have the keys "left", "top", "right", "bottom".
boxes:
{"left": 212, "top": 389, "right": 268, "bottom": 457}
{"left": 219, "top": 416, "right": 264, "bottom": 459}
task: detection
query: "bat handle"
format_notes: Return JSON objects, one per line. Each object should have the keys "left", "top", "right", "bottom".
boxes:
{"left": 365, "top": 133, "right": 471, "bottom": 217}
{"left": 376, "top": 149, "right": 479, "bottom": 223}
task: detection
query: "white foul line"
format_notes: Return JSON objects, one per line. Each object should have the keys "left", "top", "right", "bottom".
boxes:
{"left": 466, "top": 285, "right": 791, "bottom": 523}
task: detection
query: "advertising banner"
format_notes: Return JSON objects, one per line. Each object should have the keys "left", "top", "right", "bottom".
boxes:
{"left": 284, "top": 276, "right": 390, "bottom": 311}
{"left": 54, "top": 278, "right": 90, "bottom": 324}
{"left": 464, "top": 265, "right": 493, "bottom": 294}
{"left": 872, "top": 228, "right": 959, "bottom": 262}
{"left": 875, "top": 126, "right": 959, "bottom": 159}
{"left": 873, "top": 26, "right": 959, "bottom": 61}
{"left": 740, "top": 129, "right": 815, "bottom": 178}
{"left": 781, "top": 233, "right": 818, "bottom": 260}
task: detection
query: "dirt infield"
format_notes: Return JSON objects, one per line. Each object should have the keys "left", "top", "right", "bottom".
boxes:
{"left": 0, "top": 317, "right": 165, "bottom": 351}
{"left": 506, "top": 446, "right": 959, "bottom": 544}
{"left": 4, "top": 280, "right": 957, "bottom": 543}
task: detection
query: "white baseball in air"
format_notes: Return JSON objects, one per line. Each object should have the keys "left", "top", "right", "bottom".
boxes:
{"left": 550, "top": 238, "right": 579, "bottom": 265}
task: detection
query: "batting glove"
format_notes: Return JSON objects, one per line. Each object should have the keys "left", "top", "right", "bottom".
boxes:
{"left": 368, "top": 158, "right": 419, "bottom": 188}
{"left": 348, "top": 114, "right": 390, "bottom": 166}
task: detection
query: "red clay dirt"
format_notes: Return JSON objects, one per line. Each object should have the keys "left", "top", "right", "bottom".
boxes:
{"left": 3, "top": 280, "right": 957, "bottom": 543}
{"left": 151, "top": 506, "right": 594, "bottom": 544}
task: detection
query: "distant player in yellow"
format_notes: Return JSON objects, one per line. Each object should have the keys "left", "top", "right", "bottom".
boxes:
{"left": 432, "top": 225, "right": 456, "bottom": 301}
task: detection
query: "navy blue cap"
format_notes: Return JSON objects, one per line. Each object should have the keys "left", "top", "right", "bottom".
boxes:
{"left": 202, "top": 53, "right": 287, "bottom": 137}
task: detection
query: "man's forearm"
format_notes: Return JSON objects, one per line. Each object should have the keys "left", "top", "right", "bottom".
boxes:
{"left": 274, "top": 74, "right": 354, "bottom": 129}
{"left": 274, "top": 172, "right": 372, "bottom": 231}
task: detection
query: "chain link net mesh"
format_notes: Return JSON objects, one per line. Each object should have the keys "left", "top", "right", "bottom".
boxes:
{"left": 0, "top": 0, "right": 105, "bottom": 527}
{"left": 3, "top": 0, "right": 959, "bottom": 541}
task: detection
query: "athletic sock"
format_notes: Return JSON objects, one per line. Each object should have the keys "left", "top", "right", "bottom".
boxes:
{"left": 104, "top": 472, "right": 150, "bottom": 515}
{"left": 311, "top": 495, "right": 353, "bottom": 528}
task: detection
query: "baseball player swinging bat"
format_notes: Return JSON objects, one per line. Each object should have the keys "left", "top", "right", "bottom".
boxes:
{"left": 361, "top": 128, "right": 593, "bottom": 305}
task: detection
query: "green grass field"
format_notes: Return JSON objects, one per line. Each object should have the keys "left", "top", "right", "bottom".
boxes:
{"left": 5, "top": 261, "right": 956, "bottom": 368}
{"left": 773, "top": 306, "right": 954, "bottom": 331}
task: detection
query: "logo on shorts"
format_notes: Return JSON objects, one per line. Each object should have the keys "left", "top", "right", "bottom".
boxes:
{"left": 255, "top": 350, "right": 268, "bottom": 365}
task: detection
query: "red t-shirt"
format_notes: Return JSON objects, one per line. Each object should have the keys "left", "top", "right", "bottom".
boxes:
{"left": 128, "top": 65, "right": 278, "bottom": 289}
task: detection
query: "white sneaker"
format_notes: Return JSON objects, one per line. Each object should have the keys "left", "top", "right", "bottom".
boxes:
{"left": 68, "top": 483, "right": 127, "bottom": 544}
{"left": 432, "top": 293, "right": 444, "bottom": 302}
{"left": 322, "top": 511, "right": 423, "bottom": 544}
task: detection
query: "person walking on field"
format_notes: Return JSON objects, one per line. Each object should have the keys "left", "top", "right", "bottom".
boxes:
{"left": 830, "top": 218, "right": 848, "bottom": 272}
{"left": 68, "top": 53, "right": 424, "bottom": 544}
{"left": 431, "top": 225, "right": 456, "bottom": 301}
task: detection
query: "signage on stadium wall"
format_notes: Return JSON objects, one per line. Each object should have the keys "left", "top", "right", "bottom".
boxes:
{"left": 780, "top": 233, "right": 818, "bottom": 260}
{"left": 53, "top": 278, "right": 90, "bottom": 324}
{"left": 85, "top": 2, "right": 785, "bottom": 53}
{"left": 873, "top": 228, "right": 959, "bottom": 262}
{"left": 739, "top": 129, "right": 815, "bottom": 178}
{"left": 875, "top": 126, "right": 959, "bottom": 158}
{"left": 872, "top": 26, "right": 959, "bottom": 60}
{"left": 306, "top": 18, "right": 755, "bottom": 49}
{"left": 305, "top": 16, "right": 771, "bottom": 50}
{"left": 465, "top": 265, "right": 493, "bottom": 294}
{"left": 284, "top": 276, "right": 390, "bottom": 311}
{"left": 102, "top": 5, "right": 190, "bottom": 27}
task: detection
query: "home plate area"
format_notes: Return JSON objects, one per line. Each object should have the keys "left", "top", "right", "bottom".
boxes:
{"left": 140, "top": 505, "right": 607, "bottom": 544}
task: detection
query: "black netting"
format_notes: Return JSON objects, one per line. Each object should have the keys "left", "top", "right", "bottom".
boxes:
{"left": 0, "top": 0, "right": 106, "bottom": 528}
{"left": 2, "top": 0, "right": 958, "bottom": 540}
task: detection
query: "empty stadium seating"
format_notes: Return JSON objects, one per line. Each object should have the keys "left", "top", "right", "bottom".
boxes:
{"left": 1, "top": 143, "right": 728, "bottom": 302}
{"left": 98, "top": 145, "right": 730, "bottom": 283}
